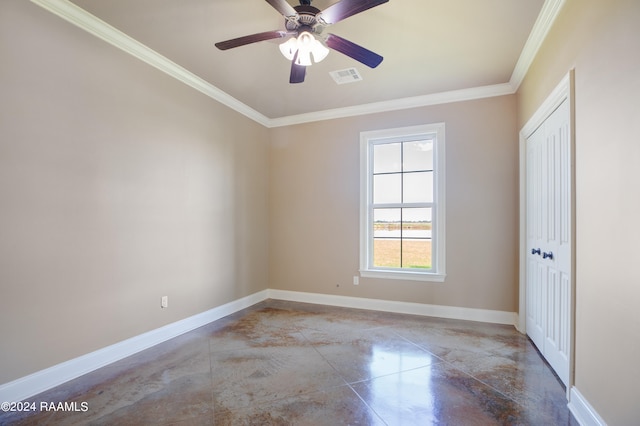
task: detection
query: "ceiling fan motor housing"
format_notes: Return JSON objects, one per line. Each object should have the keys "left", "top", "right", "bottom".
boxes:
{"left": 286, "top": 5, "right": 324, "bottom": 33}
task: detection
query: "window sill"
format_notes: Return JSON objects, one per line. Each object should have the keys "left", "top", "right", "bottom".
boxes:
{"left": 359, "top": 269, "right": 446, "bottom": 282}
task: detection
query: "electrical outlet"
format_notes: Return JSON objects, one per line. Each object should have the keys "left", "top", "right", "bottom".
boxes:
{"left": 161, "top": 296, "right": 168, "bottom": 308}
{"left": 353, "top": 276, "right": 359, "bottom": 285}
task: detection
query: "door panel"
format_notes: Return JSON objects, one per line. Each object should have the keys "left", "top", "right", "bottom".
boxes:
{"left": 526, "top": 124, "right": 546, "bottom": 351}
{"left": 525, "top": 99, "right": 571, "bottom": 387}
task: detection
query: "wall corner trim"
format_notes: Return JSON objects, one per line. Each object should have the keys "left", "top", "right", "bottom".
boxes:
{"left": 30, "top": 0, "right": 564, "bottom": 128}
{"left": 267, "top": 289, "right": 517, "bottom": 326}
{"left": 29, "top": 0, "right": 271, "bottom": 127}
{"left": 1, "top": 289, "right": 517, "bottom": 403}
{"left": 568, "top": 387, "right": 608, "bottom": 426}
{"left": 267, "top": 83, "right": 515, "bottom": 127}
{"left": 509, "top": 0, "right": 567, "bottom": 91}
{"left": 0, "top": 290, "right": 269, "bottom": 403}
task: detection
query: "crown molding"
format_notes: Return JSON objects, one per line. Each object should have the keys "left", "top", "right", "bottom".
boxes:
{"left": 509, "top": 0, "right": 566, "bottom": 91}
{"left": 31, "top": 0, "right": 564, "bottom": 128}
{"left": 30, "top": 0, "right": 271, "bottom": 127}
{"left": 267, "top": 83, "right": 515, "bottom": 127}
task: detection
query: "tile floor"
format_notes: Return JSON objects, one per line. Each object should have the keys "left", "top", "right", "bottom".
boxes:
{"left": 1, "top": 300, "right": 578, "bottom": 425}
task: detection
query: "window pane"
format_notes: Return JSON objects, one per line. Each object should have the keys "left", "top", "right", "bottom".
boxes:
{"left": 403, "top": 140, "right": 433, "bottom": 172}
{"left": 374, "top": 238, "right": 401, "bottom": 268}
{"left": 402, "top": 239, "right": 432, "bottom": 269}
{"left": 403, "top": 171, "right": 433, "bottom": 203}
{"left": 373, "top": 173, "right": 401, "bottom": 204}
{"left": 374, "top": 143, "right": 401, "bottom": 173}
{"left": 361, "top": 124, "right": 444, "bottom": 278}
{"left": 402, "top": 208, "right": 432, "bottom": 238}
{"left": 374, "top": 208, "right": 401, "bottom": 238}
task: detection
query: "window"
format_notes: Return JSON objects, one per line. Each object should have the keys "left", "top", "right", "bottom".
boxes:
{"left": 360, "top": 123, "right": 446, "bottom": 282}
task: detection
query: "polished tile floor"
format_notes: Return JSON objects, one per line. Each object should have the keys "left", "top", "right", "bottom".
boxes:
{"left": 2, "top": 300, "right": 578, "bottom": 425}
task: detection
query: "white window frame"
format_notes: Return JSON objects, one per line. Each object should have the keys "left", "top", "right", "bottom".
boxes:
{"left": 359, "top": 123, "right": 446, "bottom": 282}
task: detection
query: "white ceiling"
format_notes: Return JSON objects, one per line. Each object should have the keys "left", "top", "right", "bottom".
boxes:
{"left": 45, "top": 0, "right": 554, "bottom": 124}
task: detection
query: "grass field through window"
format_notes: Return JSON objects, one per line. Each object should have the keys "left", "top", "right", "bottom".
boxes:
{"left": 373, "top": 222, "right": 431, "bottom": 269}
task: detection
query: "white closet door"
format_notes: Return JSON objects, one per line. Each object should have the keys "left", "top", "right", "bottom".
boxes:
{"left": 525, "top": 99, "right": 572, "bottom": 387}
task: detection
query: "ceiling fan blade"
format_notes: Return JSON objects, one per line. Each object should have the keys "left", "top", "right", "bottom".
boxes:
{"left": 265, "top": 0, "right": 298, "bottom": 17}
{"left": 215, "top": 30, "right": 289, "bottom": 50}
{"left": 319, "top": 0, "right": 388, "bottom": 25}
{"left": 325, "top": 33, "right": 383, "bottom": 68}
{"left": 289, "top": 52, "right": 306, "bottom": 83}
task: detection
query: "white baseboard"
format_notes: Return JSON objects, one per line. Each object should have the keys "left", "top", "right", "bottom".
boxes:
{"left": 0, "top": 289, "right": 269, "bottom": 403}
{"left": 568, "top": 386, "right": 607, "bottom": 426}
{"left": 267, "top": 289, "right": 517, "bottom": 326}
{"left": 1, "top": 288, "right": 517, "bottom": 403}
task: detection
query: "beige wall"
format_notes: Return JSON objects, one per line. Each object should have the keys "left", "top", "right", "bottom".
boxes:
{"left": 269, "top": 95, "right": 519, "bottom": 312}
{"left": 6, "top": 1, "right": 637, "bottom": 423}
{"left": 0, "top": 1, "right": 269, "bottom": 384}
{"left": 517, "top": 0, "right": 640, "bottom": 424}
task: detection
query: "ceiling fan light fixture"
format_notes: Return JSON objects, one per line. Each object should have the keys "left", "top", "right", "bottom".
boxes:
{"left": 279, "top": 31, "right": 329, "bottom": 65}
{"left": 279, "top": 38, "right": 298, "bottom": 60}
{"left": 297, "top": 31, "right": 314, "bottom": 48}
{"left": 311, "top": 39, "right": 329, "bottom": 62}
{"left": 296, "top": 49, "right": 313, "bottom": 66}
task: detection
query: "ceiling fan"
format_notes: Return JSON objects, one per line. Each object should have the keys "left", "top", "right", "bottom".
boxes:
{"left": 215, "top": 0, "right": 389, "bottom": 83}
